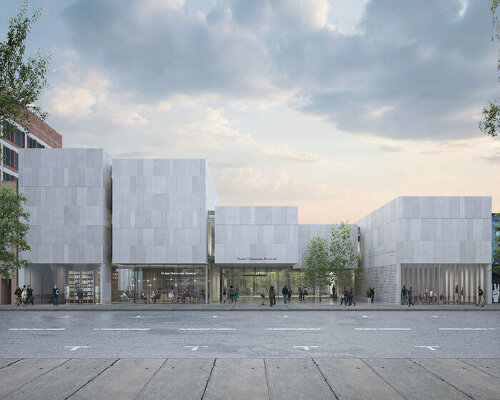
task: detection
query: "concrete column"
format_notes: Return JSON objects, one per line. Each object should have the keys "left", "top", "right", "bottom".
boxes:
{"left": 486, "top": 264, "right": 493, "bottom": 304}
{"left": 100, "top": 263, "right": 111, "bottom": 304}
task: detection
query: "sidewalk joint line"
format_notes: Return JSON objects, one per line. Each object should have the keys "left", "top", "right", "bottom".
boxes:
{"left": 132, "top": 358, "right": 168, "bottom": 400}
{"left": 201, "top": 358, "right": 217, "bottom": 399}
{"left": 360, "top": 359, "right": 409, "bottom": 400}
{"left": 0, "top": 359, "right": 21, "bottom": 370}
{"left": 263, "top": 359, "right": 271, "bottom": 400}
{"left": 311, "top": 358, "right": 339, "bottom": 400}
{"left": 457, "top": 359, "right": 499, "bottom": 379}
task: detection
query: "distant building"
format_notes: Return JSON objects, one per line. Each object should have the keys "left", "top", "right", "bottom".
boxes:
{"left": 493, "top": 213, "right": 500, "bottom": 266}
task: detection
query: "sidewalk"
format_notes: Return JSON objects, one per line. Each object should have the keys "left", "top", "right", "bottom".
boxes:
{"left": 1, "top": 301, "right": 499, "bottom": 312}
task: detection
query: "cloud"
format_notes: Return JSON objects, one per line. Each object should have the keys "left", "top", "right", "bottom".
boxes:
{"left": 259, "top": 144, "right": 326, "bottom": 163}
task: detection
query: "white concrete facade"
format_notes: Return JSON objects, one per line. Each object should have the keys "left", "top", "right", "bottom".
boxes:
{"left": 357, "top": 196, "right": 492, "bottom": 304}
{"left": 112, "top": 159, "right": 220, "bottom": 265}
{"left": 214, "top": 206, "right": 298, "bottom": 265}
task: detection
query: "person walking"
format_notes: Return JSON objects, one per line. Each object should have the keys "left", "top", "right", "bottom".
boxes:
{"left": 52, "top": 285, "right": 59, "bottom": 306}
{"left": 370, "top": 287, "right": 375, "bottom": 303}
{"left": 260, "top": 286, "right": 266, "bottom": 306}
{"left": 298, "top": 286, "right": 303, "bottom": 301}
{"left": 401, "top": 286, "right": 408, "bottom": 305}
{"left": 234, "top": 287, "right": 239, "bottom": 304}
{"left": 303, "top": 286, "right": 308, "bottom": 302}
{"left": 269, "top": 286, "right": 276, "bottom": 307}
{"left": 339, "top": 287, "right": 347, "bottom": 306}
{"left": 77, "top": 287, "right": 84, "bottom": 304}
{"left": 14, "top": 286, "right": 22, "bottom": 307}
{"left": 348, "top": 287, "right": 356, "bottom": 306}
{"left": 408, "top": 286, "right": 415, "bottom": 307}
{"left": 287, "top": 287, "right": 292, "bottom": 303}
{"left": 282, "top": 286, "right": 288, "bottom": 304}
{"left": 21, "top": 286, "right": 27, "bottom": 308}
{"left": 477, "top": 285, "right": 484, "bottom": 307}
{"left": 228, "top": 286, "right": 234, "bottom": 304}
{"left": 27, "top": 285, "right": 34, "bottom": 306}
{"left": 222, "top": 287, "right": 227, "bottom": 304}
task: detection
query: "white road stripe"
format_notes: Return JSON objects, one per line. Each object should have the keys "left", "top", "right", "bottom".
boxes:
{"left": 266, "top": 328, "right": 321, "bottom": 331}
{"left": 355, "top": 328, "right": 411, "bottom": 331}
{"left": 179, "top": 328, "right": 236, "bottom": 331}
{"left": 8, "top": 328, "right": 66, "bottom": 331}
{"left": 438, "top": 328, "right": 496, "bottom": 331}
{"left": 92, "top": 328, "right": 151, "bottom": 331}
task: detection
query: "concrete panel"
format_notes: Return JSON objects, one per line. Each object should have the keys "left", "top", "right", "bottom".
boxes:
{"left": 204, "top": 359, "right": 268, "bottom": 400}
{"left": 0, "top": 359, "right": 20, "bottom": 369}
{"left": 265, "top": 358, "right": 334, "bottom": 400}
{"left": 314, "top": 358, "right": 403, "bottom": 400}
{"left": 413, "top": 358, "right": 500, "bottom": 400}
{"left": 459, "top": 359, "right": 500, "bottom": 379}
{"left": 136, "top": 359, "right": 213, "bottom": 400}
{"left": 69, "top": 358, "right": 164, "bottom": 400}
{"left": 6, "top": 359, "right": 115, "bottom": 400}
{"left": 0, "top": 359, "right": 67, "bottom": 397}
{"left": 362, "top": 359, "right": 470, "bottom": 400}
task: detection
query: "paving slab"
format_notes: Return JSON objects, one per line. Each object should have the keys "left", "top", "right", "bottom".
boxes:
{"left": 136, "top": 358, "right": 214, "bottom": 400}
{"left": 203, "top": 358, "right": 268, "bottom": 400}
{"left": 414, "top": 358, "right": 500, "bottom": 400}
{"left": 265, "top": 358, "right": 335, "bottom": 400}
{"left": 459, "top": 358, "right": 500, "bottom": 379}
{"left": 362, "top": 358, "right": 470, "bottom": 400}
{"left": 0, "top": 359, "right": 67, "bottom": 397}
{"left": 314, "top": 358, "right": 403, "bottom": 400}
{"left": 6, "top": 358, "right": 115, "bottom": 400}
{"left": 0, "top": 358, "right": 20, "bottom": 369}
{"left": 69, "top": 358, "right": 165, "bottom": 400}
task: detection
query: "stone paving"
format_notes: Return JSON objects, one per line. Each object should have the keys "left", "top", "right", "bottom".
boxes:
{"left": 0, "top": 358, "right": 499, "bottom": 400}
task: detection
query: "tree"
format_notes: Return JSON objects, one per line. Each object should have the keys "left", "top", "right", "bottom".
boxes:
{"left": 303, "top": 236, "right": 330, "bottom": 300}
{"left": 303, "top": 222, "right": 359, "bottom": 301}
{"left": 329, "top": 222, "right": 359, "bottom": 289}
{"left": 0, "top": 0, "right": 50, "bottom": 135}
{"left": 0, "top": 185, "right": 31, "bottom": 280}
{"left": 480, "top": 0, "right": 500, "bottom": 137}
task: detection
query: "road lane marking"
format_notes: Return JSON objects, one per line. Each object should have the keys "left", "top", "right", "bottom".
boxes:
{"left": 354, "top": 328, "right": 411, "bottom": 331}
{"left": 430, "top": 315, "right": 440, "bottom": 318}
{"left": 65, "top": 346, "right": 90, "bottom": 351}
{"left": 92, "top": 328, "right": 151, "bottom": 331}
{"left": 8, "top": 328, "right": 66, "bottom": 331}
{"left": 360, "top": 315, "right": 373, "bottom": 318}
{"left": 205, "top": 316, "right": 222, "bottom": 318}
{"left": 185, "top": 346, "right": 209, "bottom": 351}
{"left": 266, "top": 328, "right": 321, "bottom": 331}
{"left": 293, "top": 346, "right": 318, "bottom": 351}
{"left": 179, "top": 328, "right": 236, "bottom": 331}
{"left": 129, "top": 316, "right": 142, "bottom": 319}
{"left": 415, "top": 346, "right": 440, "bottom": 351}
{"left": 438, "top": 328, "right": 496, "bottom": 331}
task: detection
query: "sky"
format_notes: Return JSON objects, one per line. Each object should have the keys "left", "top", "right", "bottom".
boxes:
{"left": 1, "top": 0, "right": 499, "bottom": 223}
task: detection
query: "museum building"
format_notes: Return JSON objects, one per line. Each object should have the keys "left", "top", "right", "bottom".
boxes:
{"left": 16, "top": 148, "right": 493, "bottom": 305}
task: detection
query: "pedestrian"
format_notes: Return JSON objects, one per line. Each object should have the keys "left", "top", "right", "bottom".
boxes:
{"left": 401, "top": 285, "right": 408, "bottom": 305}
{"left": 331, "top": 285, "right": 336, "bottom": 298}
{"left": 370, "top": 287, "right": 375, "bottom": 303}
{"left": 77, "top": 287, "right": 84, "bottom": 304}
{"left": 27, "top": 285, "right": 34, "bottom": 306}
{"left": 269, "top": 286, "right": 276, "bottom": 307}
{"left": 455, "top": 283, "right": 459, "bottom": 303}
{"left": 287, "top": 287, "right": 292, "bottom": 303}
{"left": 234, "top": 287, "right": 239, "bottom": 304}
{"left": 477, "top": 285, "right": 484, "bottom": 307}
{"left": 21, "top": 286, "right": 27, "bottom": 308}
{"left": 298, "top": 286, "right": 303, "bottom": 301}
{"left": 460, "top": 286, "right": 465, "bottom": 303}
{"left": 429, "top": 289, "right": 434, "bottom": 304}
{"left": 303, "top": 286, "right": 308, "bottom": 302}
{"left": 52, "top": 285, "right": 59, "bottom": 306}
{"left": 228, "top": 286, "right": 234, "bottom": 304}
{"left": 408, "top": 286, "right": 414, "bottom": 307}
{"left": 282, "top": 285, "right": 288, "bottom": 304}
{"left": 14, "top": 286, "right": 22, "bottom": 307}
{"left": 222, "top": 287, "right": 227, "bottom": 304}
{"left": 260, "top": 286, "right": 266, "bottom": 306}
{"left": 348, "top": 287, "right": 356, "bottom": 306}
{"left": 339, "top": 287, "right": 347, "bottom": 305}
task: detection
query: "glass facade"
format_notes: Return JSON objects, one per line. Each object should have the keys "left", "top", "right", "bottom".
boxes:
{"left": 401, "top": 263, "right": 488, "bottom": 304}
{"left": 22, "top": 264, "right": 101, "bottom": 304}
{"left": 112, "top": 265, "right": 208, "bottom": 304}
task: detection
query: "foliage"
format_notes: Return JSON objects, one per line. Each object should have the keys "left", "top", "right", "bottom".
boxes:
{"left": 0, "top": 0, "right": 50, "bottom": 134}
{"left": 303, "top": 222, "right": 359, "bottom": 293}
{"left": 0, "top": 186, "right": 31, "bottom": 280}
{"left": 480, "top": 0, "right": 500, "bottom": 137}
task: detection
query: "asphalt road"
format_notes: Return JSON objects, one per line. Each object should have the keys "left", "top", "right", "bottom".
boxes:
{"left": 1, "top": 310, "right": 498, "bottom": 358}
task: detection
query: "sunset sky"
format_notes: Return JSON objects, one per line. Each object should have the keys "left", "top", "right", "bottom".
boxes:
{"left": 1, "top": 0, "right": 499, "bottom": 223}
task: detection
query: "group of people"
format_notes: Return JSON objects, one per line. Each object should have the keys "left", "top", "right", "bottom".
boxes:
{"left": 339, "top": 287, "right": 356, "bottom": 306}
{"left": 222, "top": 286, "right": 240, "bottom": 304}
{"left": 14, "top": 285, "right": 34, "bottom": 308}
{"left": 401, "top": 284, "right": 485, "bottom": 307}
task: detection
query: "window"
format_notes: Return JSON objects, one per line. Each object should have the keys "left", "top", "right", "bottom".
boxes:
{"left": 27, "top": 136, "right": 45, "bottom": 148}
{"left": 2, "top": 121, "right": 24, "bottom": 147}
{"left": 2, "top": 172, "right": 17, "bottom": 182}
{"left": 15, "top": 130, "right": 25, "bottom": 148}
{"left": 3, "top": 146, "right": 17, "bottom": 169}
